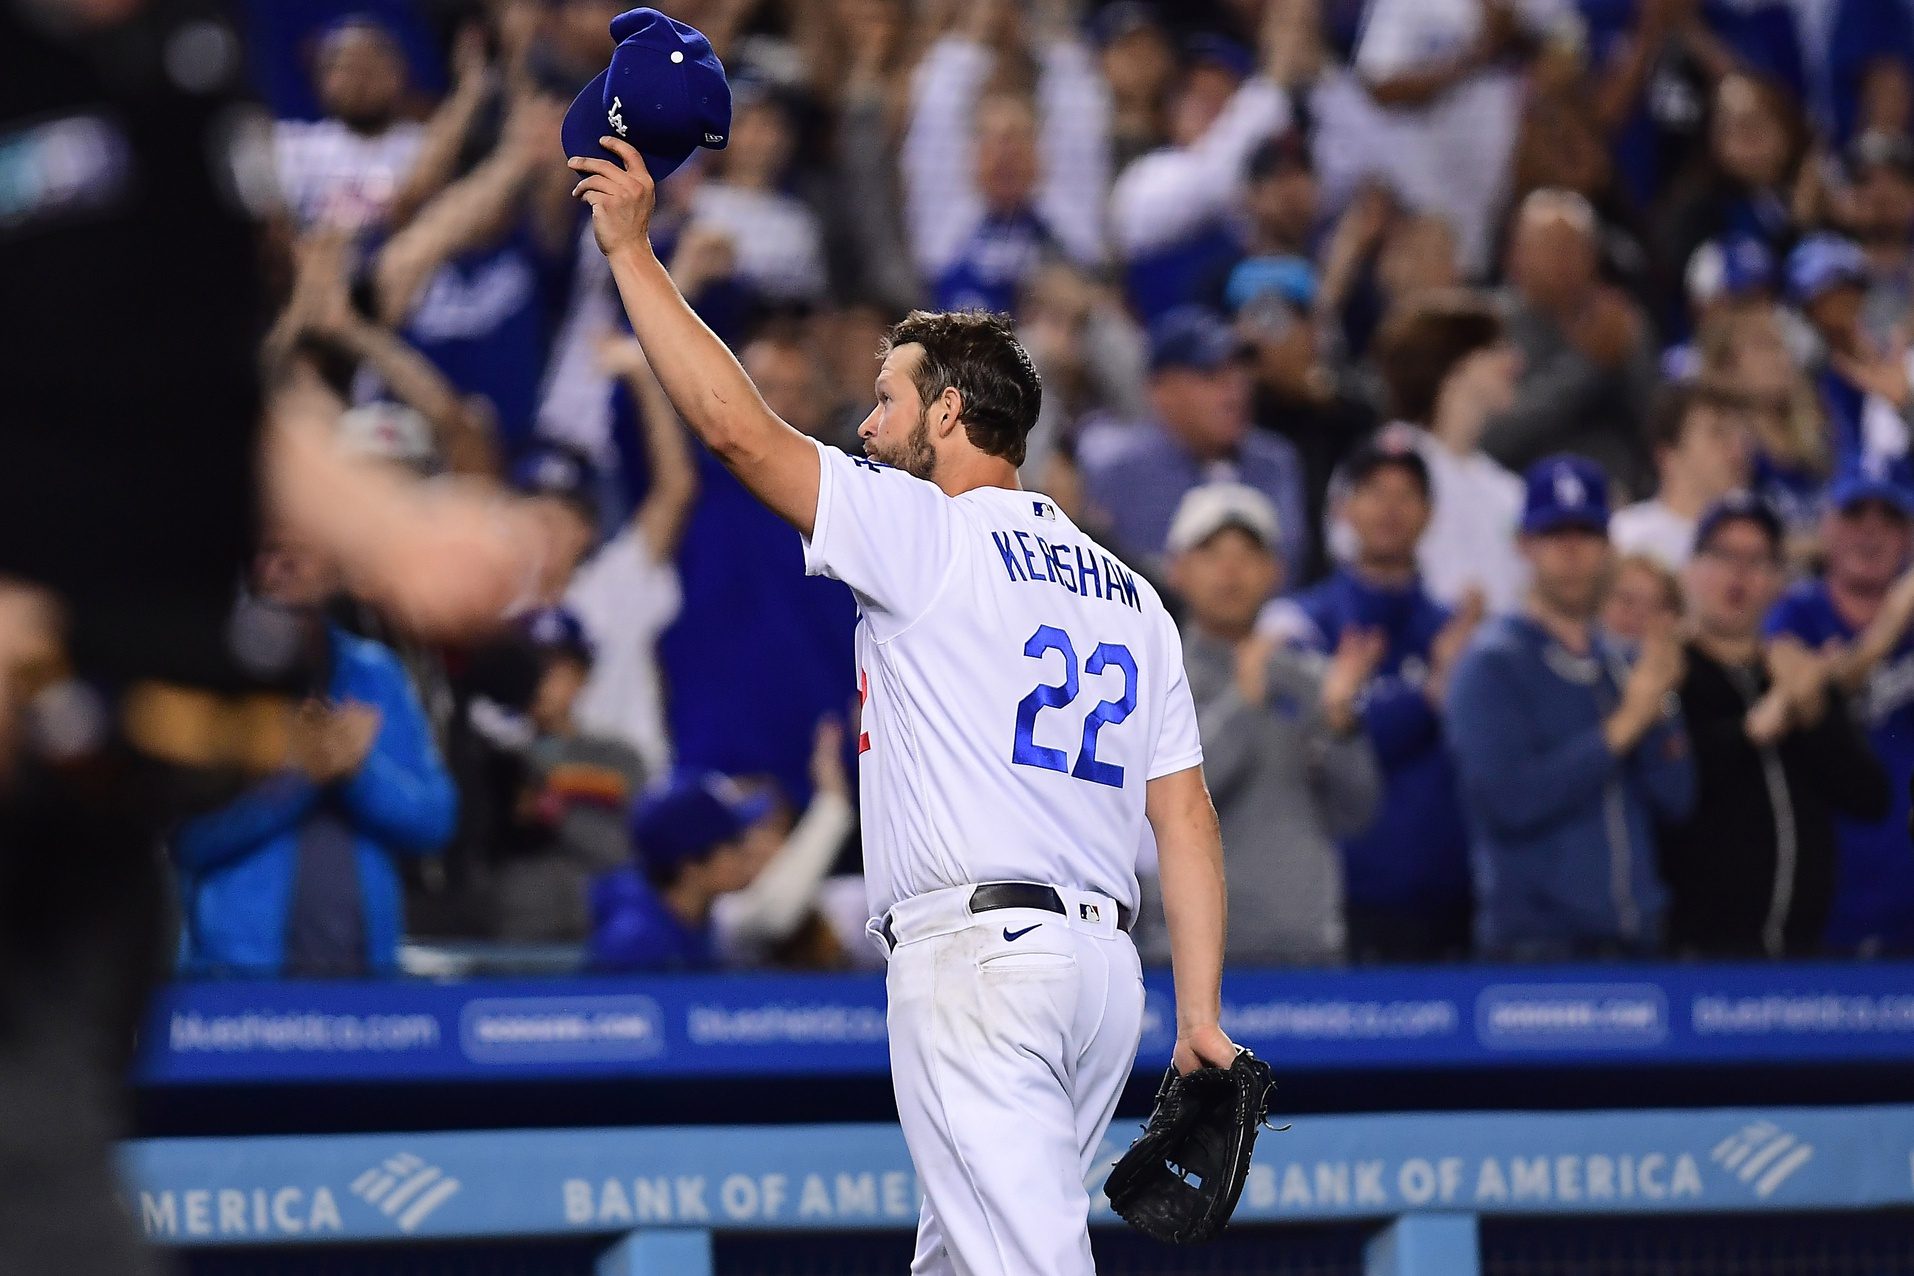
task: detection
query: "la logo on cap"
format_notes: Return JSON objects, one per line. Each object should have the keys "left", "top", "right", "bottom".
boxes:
{"left": 608, "top": 97, "right": 627, "bottom": 136}
{"left": 1554, "top": 466, "right": 1586, "bottom": 508}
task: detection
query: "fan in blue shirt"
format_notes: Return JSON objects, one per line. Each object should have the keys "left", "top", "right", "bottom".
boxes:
{"left": 1267, "top": 440, "right": 1482, "bottom": 961}
{"left": 1765, "top": 475, "right": 1914, "bottom": 954}
{"left": 590, "top": 771, "right": 774, "bottom": 972}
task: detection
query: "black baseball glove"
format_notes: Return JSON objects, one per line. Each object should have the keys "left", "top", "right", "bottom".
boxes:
{"left": 1102, "top": 1049, "right": 1277, "bottom": 1244}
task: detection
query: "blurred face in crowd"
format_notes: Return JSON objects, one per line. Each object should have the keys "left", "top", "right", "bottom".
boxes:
{"left": 683, "top": 838, "right": 759, "bottom": 900}
{"left": 1170, "top": 63, "right": 1238, "bottom": 149}
{"left": 1825, "top": 500, "right": 1914, "bottom": 591}
{"left": 527, "top": 498, "right": 596, "bottom": 601}
{"left": 1602, "top": 556, "right": 1680, "bottom": 644}
{"left": 1150, "top": 362, "right": 1252, "bottom": 459}
{"left": 1246, "top": 164, "right": 1318, "bottom": 251}
{"left": 1524, "top": 527, "right": 1612, "bottom": 622}
{"left": 1509, "top": 203, "right": 1597, "bottom": 313}
{"left": 317, "top": 24, "right": 408, "bottom": 134}
{"left": 722, "top": 97, "right": 795, "bottom": 189}
{"left": 255, "top": 534, "right": 339, "bottom": 609}
{"left": 1846, "top": 162, "right": 1914, "bottom": 245}
{"left": 545, "top": 1, "right": 623, "bottom": 68}
{"left": 743, "top": 337, "right": 825, "bottom": 437}
{"left": 1240, "top": 299, "right": 1315, "bottom": 397}
{"left": 1102, "top": 24, "right": 1176, "bottom": 110}
{"left": 861, "top": 344, "right": 936, "bottom": 478}
{"left": 1379, "top": 215, "right": 1459, "bottom": 302}
{"left": 1805, "top": 284, "right": 1866, "bottom": 349}
{"left": 1663, "top": 403, "right": 1754, "bottom": 502}
{"left": 1172, "top": 527, "right": 1281, "bottom": 637}
{"left": 1713, "top": 75, "right": 1790, "bottom": 188}
{"left": 1344, "top": 466, "right": 1431, "bottom": 571}
{"left": 1860, "top": 59, "right": 1913, "bottom": 137}
{"left": 1688, "top": 521, "right": 1784, "bottom": 644}
{"left": 974, "top": 95, "right": 1041, "bottom": 214}
{"left": 530, "top": 655, "right": 588, "bottom": 736}
{"left": 1719, "top": 305, "right": 1797, "bottom": 399}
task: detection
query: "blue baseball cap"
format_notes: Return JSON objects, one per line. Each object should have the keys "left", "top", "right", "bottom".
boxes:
{"left": 1521, "top": 455, "right": 1611, "bottom": 535}
{"left": 632, "top": 771, "right": 775, "bottom": 876}
{"left": 1685, "top": 235, "right": 1775, "bottom": 306}
{"left": 520, "top": 605, "right": 594, "bottom": 665}
{"left": 1090, "top": 1, "right": 1165, "bottom": 45}
{"left": 1225, "top": 255, "right": 1318, "bottom": 314}
{"left": 1693, "top": 491, "right": 1783, "bottom": 557}
{"left": 1829, "top": 471, "right": 1914, "bottom": 519}
{"left": 509, "top": 441, "right": 598, "bottom": 516}
{"left": 561, "top": 8, "right": 732, "bottom": 181}
{"left": 1785, "top": 234, "right": 1868, "bottom": 306}
{"left": 1184, "top": 33, "right": 1255, "bottom": 80}
{"left": 1148, "top": 306, "right": 1245, "bottom": 374}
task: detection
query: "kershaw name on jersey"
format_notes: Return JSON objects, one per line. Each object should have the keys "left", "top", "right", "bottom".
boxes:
{"left": 800, "top": 440, "right": 1202, "bottom": 920}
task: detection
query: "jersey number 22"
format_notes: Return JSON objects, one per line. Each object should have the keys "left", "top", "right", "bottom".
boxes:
{"left": 1011, "top": 625, "right": 1137, "bottom": 788}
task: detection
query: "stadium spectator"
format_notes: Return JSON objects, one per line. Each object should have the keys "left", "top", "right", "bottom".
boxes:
{"left": 711, "top": 720, "right": 858, "bottom": 968}
{"left": 687, "top": 82, "right": 828, "bottom": 303}
{"left": 491, "top": 608, "right": 644, "bottom": 943}
{"left": 1094, "top": 2, "right": 1176, "bottom": 171}
{"left": 564, "top": 338, "right": 696, "bottom": 778}
{"left": 1657, "top": 72, "right": 1809, "bottom": 281}
{"left": 903, "top": 0, "right": 1108, "bottom": 311}
{"left": 1835, "top": 131, "right": 1914, "bottom": 348}
{"left": 1602, "top": 552, "right": 1684, "bottom": 648}
{"left": 1080, "top": 307, "right": 1309, "bottom": 582}
{"left": 1017, "top": 263, "right": 1149, "bottom": 491}
{"left": 1368, "top": 292, "right": 1527, "bottom": 612}
{"left": 1266, "top": 442, "right": 1480, "bottom": 962}
{"left": 1483, "top": 190, "right": 1659, "bottom": 493}
{"left": 1323, "top": 0, "right": 1559, "bottom": 274}
{"left": 1661, "top": 495, "right": 1888, "bottom": 958}
{"left": 1662, "top": 234, "right": 1777, "bottom": 380}
{"left": 1446, "top": 456, "right": 1694, "bottom": 960}
{"left": 273, "top": 15, "right": 424, "bottom": 232}
{"left": 373, "top": 90, "right": 576, "bottom": 451}
{"left": 1695, "top": 304, "right": 1828, "bottom": 559}
{"left": 1767, "top": 476, "right": 1914, "bottom": 955}
{"left": 1610, "top": 380, "right": 1754, "bottom": 567}
{"left": 1160, "top": 484, "right": 1380, "bottom": 964}
{"left": 659, "top": 329, "right": 857, "bottom": 804}
{"left": 589, "top": 772, "right": 774, "bottom": 972}
{"left": 1788, "top": 233, "right": 1914, "bottom": 486}
{"left": 507, "top": 440, "right": 602, "bottom": 606}
{"left": 1231, "top": 253, "right": 1375, "bottom": 581}
{"left": 173, "top": 534, "right": 456, "bottom": 977}
{"left": 1109, "top": 1, "right": 1316, "bottom": 320}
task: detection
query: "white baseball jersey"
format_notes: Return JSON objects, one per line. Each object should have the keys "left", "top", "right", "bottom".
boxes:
{"left": 800, "top": 439, "right": 1203, "bottom": 919}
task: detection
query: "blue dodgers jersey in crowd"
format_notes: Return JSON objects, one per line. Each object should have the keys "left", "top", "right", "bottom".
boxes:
{"left": 1275, "top": 570, "right": 1470, "bottom": 915}
{"left": 404, "top": 228, "right": 570, "bottom": 454}
{"left": 1444, "top": 615, "right": 1694, "bottom": 954}
{"left": 588, "top": 866, "right": 714, "bottom": 972}
{"left": 933, "top": 209, "right": 1057, "bottom": 316}
{"left": 659, "top": 449, "right": 857, "bottom": 806}
{"left": 1766, "top": 578, "right": 1914, "bottom": 951}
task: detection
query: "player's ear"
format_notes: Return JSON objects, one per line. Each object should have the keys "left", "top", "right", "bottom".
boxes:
{"left": 937, "top": 386, "right": 964, "bottom": 437}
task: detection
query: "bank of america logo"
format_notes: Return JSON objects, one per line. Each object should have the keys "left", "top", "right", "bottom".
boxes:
{"left": 350, "top": 1153, "right": 461, "bottom": 1233}
{"left": 1710, "top": 1121, "right": 1813, "bottom": 1198}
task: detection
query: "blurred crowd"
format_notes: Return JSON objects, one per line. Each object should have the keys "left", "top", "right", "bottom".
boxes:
{"left": 173, "top": 0, "right": 1914, "bottom": 978}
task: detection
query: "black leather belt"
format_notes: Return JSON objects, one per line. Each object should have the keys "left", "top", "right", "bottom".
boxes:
{"left": 881, "top": 882, "right": 1134, "bottom": 950}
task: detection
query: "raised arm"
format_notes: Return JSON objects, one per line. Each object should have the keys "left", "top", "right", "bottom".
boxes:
{"left": 568, "top": 136, "right": 820, "bottom": 534}
{"left": 1145, "top": 764, "right": 1240, "bottom": 1074}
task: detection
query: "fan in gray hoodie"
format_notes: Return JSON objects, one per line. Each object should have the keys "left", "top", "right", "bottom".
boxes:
{"left": 1141, "top": 483, "right": 1382, "bottom": 966}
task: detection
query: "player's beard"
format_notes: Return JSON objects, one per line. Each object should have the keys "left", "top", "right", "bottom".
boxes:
{"left": 868, "top": 404, "right": 937, "bottom": 481}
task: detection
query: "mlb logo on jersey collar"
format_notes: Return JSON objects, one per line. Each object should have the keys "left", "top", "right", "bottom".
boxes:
{"left": 1033, "top": 499, "right": 1057, "bottom": 520}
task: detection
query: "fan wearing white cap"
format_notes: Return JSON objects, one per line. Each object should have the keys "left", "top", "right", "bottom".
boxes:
{"left": 1158, "top": 483, "right": 1381, "bottom": 964}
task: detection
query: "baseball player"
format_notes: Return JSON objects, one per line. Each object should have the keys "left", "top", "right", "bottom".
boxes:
{"left": 570, "top": 134, "right": 1238, "bottom": 1273}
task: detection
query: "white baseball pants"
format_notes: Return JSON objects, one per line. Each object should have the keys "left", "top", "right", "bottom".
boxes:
{"left": 875, "top": 884, "right": 1145, "bottom": 1276}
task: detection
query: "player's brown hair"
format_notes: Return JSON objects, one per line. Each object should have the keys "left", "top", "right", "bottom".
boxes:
{"left": 882, "top": 309, "right": 1043, "bottom": 467}
{"left": 1373, "top": 291, "right": 1506, "bottom": 426}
